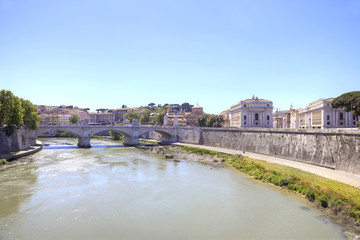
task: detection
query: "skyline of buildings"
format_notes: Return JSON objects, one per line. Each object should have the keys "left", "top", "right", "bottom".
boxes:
{"left": 36, "top": 95, "right": 359, "bottom": 129}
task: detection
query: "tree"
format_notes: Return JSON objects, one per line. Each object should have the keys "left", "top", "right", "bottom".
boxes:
{"left": 96, "top": 108, "right": 109, "bottom": 113}
{"left": 148, "top": 103, "right": 156, "bottom": 108}
{"left": 181, "top": 102, "right": 192, "bottom": 112}
{"left": 196, "top": 114, "right": 225, "bottom": 127}
{"left": 332, "top": 91, "right": 360, "bottom": 120}
{"left": 152, "top": 108, "right": 166, "bottom": 125}
{"left": 0, "top": 90, "right": 23, "bottom": 136}
{"left": 140, "top": 109, "right": 152, "bottom": 123}
{"left": 21, "top": 98, "right": 40, "bottom": 130}
{"left": 110, "top": 130, "right": 123, "bottom": 141}
{"left": 124, "top": 109, "right": 141, "bottom": 123}
{"left": 69, "top": 114, "right": 80, "bottom": 125}
{"left": 196, "top": 114, "right": 209, "bottom": 127}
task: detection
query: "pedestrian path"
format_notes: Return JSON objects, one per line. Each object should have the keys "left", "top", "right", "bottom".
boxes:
{"left": 173, "top": 142, "right": 360, "bottom": 188}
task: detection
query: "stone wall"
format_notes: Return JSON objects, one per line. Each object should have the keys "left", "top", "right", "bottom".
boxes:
{"left": 179, "top": 127, "right": 360, "bottom": 175}
{"left": 0, "top": 127, "right": 31, "bottom": 155}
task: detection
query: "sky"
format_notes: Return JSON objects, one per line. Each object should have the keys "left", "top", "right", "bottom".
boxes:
{"left": 0, "top": 0, "right": 359, "bottom": 114}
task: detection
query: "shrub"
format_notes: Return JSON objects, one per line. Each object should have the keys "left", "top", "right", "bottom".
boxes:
{"left": 0, "top": 159, "right": 8, "bottom": 165}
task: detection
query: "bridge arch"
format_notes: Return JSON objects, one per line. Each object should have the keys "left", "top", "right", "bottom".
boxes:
{"left": 137, "top": 129, "right": 177, "bottom": 143}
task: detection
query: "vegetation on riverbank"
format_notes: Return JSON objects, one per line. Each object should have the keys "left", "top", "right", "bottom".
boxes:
{"left": 0, "top": 159, "right": 8, "bottom": 165}
{"left": 181, "top": 146, "right": 360, "bottom": 226}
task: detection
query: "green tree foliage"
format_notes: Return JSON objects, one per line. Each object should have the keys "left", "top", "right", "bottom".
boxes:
{"left": 196, "top": 114, "right": 224, "bottom": 127}
{"left": 196, "top": 114, "right": 209, "bottom": 127}
{"left": 140, "top": 109, "right": 152, "bottom": 123}
{"left": 109, "top": 130, "right": 124, "bottom": 141}
{"left": 124, "top": 109, "right": 141, "bottom": 123}
{"left": 152, "top": 108, "right": 166, "bottom": 125}
{"left": 21, "top": 99, "right": 40, "bottom": 130}
{"left": 69, "top": 114, "right": 80, "bottom": 125}
{"left": 181, "top": 102, "right": 192, "bottom": 112}
{"left": 0, "top": 90, "right": 39, "bottom": 136}
{"left": 0, "top": 90, "right": 24, "bottom": 136}
{"left": 332, "top": 91, "right": 360, "bottom": 118}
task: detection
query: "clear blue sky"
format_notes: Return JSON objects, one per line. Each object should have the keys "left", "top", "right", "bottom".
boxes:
{"left": 1, "top": 0, "right": 359, "bottom": 114}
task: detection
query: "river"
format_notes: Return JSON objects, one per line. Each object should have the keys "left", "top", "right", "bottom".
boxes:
{"left": 0, "top": 138, "right": 347, "bottom": 239}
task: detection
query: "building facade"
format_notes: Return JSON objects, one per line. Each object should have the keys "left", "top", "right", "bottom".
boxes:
{"left": 298, "top": 98, "right": 358, "bottom": 129}
{"left": 89, "top": 113, "right": 115, "bottom": 124}
{"left": 164, "top": 105, "right": 204, "bottom": 126}
{"left": 40, "top": 114, "right": 70, "bottom": 126}
{"left": 226, "top": 96, "right": 273, "bottom": 128}
{"left": 113, "top": 108, "right": 129, "bottom": 123}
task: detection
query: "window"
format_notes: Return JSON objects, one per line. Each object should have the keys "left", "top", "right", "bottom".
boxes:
{"left": 256, "top": 122, "right": 258, "bottom": 125}
{"left": 244, "top": 104, "right": 247, "bottom": 107}
{"left": 340, "top": 113, "right": 343, "bottom": 120}
{"left": 267, "top": 115, "right": 270, "bottom": 121}
{"left": 327, "top": 115, "right": 330, "bottom": 121}
{"left": 244, "top": 115, "right": 247, "bottom": 120}
{"left": 353, "top": 115, "right": 356, "bottom": 120}
{"left": 354, "top": 122, "right": 356, "bottom": 125}
{"left": 244, "top": 122, "right": 246, "bottom": 125}
{"left": 255, "top": 113, "right": 259, "bottom": 121}
{"left": 267, "top": 104, "right": 269, "bottom": 107}
{"left": 327, "top": 122, "right": 330, "bottom": 125}
{"left": 340, "top": 122, "right": 343, "bottom": 125}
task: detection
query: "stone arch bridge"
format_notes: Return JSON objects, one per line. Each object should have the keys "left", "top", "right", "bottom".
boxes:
{"left": 36, "top": 125, "right": 181, "bottom": 148}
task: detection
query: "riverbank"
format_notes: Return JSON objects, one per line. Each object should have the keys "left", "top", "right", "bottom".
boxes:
{"left": 0, "top": 140, "right": 42, "bottom": 161}
{"left": 0, "top": 140, "right": 42, "bottom": 171}
{"left": 167, "top": 144, "right": 360, "bottom": 235}
{"left": 137, "top": 145, "right": 224, "bottom": 167}
{"left": 174, "top": 143, "right": 360, "bottom": 188}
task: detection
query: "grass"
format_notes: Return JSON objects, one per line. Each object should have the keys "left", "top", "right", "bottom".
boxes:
{"left": 181, "top": 146, "right": 360, "bottom": 224}
{"left": 0, "top": 159, "right": 8, "bottom": 165}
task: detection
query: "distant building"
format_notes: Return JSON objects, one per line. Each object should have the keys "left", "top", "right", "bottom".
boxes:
{"left": 224, "top": 96, "right": 273, "bottom": 128}
{"left": 37, "top": 105, "right": 89, "bottom": 121}
{"left": 113, "top": 108, "right": 129, "bottom": 123}
{"left": 40, "top": 114, "right": 70, "bottom": 126}
{"left": 164, "top": 104, "right": 204, "bottom": 126}
{"left": 273, "top": 105, "right": 299, "bottom": 129}
{"left": 89, "top": 112, "right": 115, "bottom": 124}
{"left": 298, "top": 98, "right": 358, "bottom": 129}
{"left": 220, "top": 109, "right": 231, "bottom": 127}
{"left": 273, "top": 110, "right": 288, "bottom": 128}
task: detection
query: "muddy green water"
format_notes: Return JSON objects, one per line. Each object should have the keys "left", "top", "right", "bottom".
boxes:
{"left": 0, "top": 138, "right": 347, "bottom": 240}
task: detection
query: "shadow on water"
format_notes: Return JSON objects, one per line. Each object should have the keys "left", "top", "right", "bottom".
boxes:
{"left": 43, "top": 145, "right": 125, "bottom": 150}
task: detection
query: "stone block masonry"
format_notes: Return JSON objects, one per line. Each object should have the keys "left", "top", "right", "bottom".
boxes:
{"left": 179, "top": 127, "right": 360, "bottom": 175}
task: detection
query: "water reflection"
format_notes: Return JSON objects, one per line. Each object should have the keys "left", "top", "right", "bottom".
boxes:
{"left": 43, "top": 144, "right": 124, "bottom": 150}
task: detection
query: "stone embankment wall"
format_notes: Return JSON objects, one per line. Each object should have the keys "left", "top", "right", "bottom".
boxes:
{"left": 179, "top": 127, "right": 360, "bottom": 175}
{"left": 0, "top": 127, "right": 33, "bottom": 155}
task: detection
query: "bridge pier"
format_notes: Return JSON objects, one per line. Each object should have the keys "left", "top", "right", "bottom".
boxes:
{"left": 123, "top": 136, "right": 139, "bottom": 146}
{"left": 78, "top": 136, "right": 91, "bottom": 148}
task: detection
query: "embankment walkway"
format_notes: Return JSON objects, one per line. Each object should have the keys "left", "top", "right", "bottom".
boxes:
{"left": 174, "top": 143, "right": 360, "bottom": 188}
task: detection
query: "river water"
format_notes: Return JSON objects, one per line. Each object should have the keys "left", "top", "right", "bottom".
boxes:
{"left": 0, "top": 138, "right": 347, "bottom": 240}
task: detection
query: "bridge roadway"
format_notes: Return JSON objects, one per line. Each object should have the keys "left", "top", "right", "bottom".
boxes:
{"left": 36, "top": 124, "right": 180, "bottom": 148}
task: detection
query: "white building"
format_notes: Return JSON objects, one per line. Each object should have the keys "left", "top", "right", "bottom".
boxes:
{"left": 226, "top": 96, "right": 273, "bottom": 128}
{"left": 298, "top": 98, "right": 358, "bottom": 129}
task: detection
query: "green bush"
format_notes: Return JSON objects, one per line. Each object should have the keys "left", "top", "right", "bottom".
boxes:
{"left": 0, "top": 159, "right": 8, "bottom": 165}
